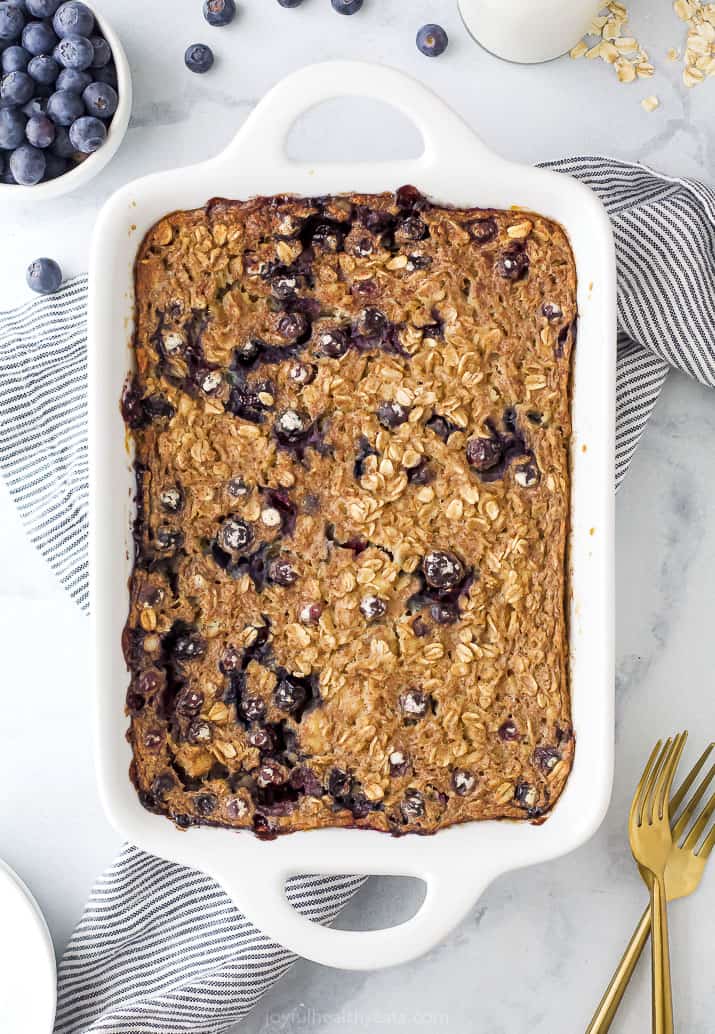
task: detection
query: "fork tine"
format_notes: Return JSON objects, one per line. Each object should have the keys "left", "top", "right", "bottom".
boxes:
{"left": 655, "top": 731, "right": 688, "bottom": 820}
{"left": 673, "top": 763, "right": 715, "bottom": 842}
{"left": 642, "top": 737, "right": 672, "bottom": 824}
{"left": 683, "top": 790, "right": 715, "bottom": 852}
{"left": 630, "top": 739, "right": 662, "bottom": 826}
{"left": 671, "top": 743, "right": 714, "bottom": 817}
{"left": 698, "top": 820, "right": 715, "bottom": 860}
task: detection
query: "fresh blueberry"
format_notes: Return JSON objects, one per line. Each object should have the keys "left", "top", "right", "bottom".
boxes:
{"left": 203, "top": 0, "right": 235, "bottom": 27}
{"left": 68, "top": 113, "right": 105, "bottom": 151}
{"left": 25, "top": 112, "right": 54, "bottom": 146}
{"left": 53, "top": 1, "right": 94, "bottom": 38}
{"left": 50, "top": 121, "right": 72, "bottom": 153}
{"left": 55, "top": 65, "right": 89, "bottom": 91}
{"left": 26, "top": 0, "right": 61, "bottom": 14}
{"left": 41, "top": 148, "right": 65, "bottom": 177}
{"left": 0, "top": 105, "right": 25, "bottom": 147}
{"left": 0, "top": 3, "right": 25, "bottom": 41}
{"left": 497, "top": 244, "right": 530, "bottom": 281}
{"left": 9, "top": 140, "right": 44, "bottom": 182}
{"left": 54, "top": 33, "right": 94, "bottom": 70}
{"left": 466, "top": 216, "right": 498, "bottom": 244}
{"left": 1, "top": 68, "right": 32, "bottom": 103}
{"left": 184, "top": 42, "right": 214, "bottom": 74}
{"left": 28, "top": 53, "right": 60, "bottom": 84}
{"left": 466, "top": 435, "right": 502, "bottom": 472}
{"left": 422, "top": 550, "right": 464, "bottom": 591}
{"left": 331, "top": 0, "right": 362, "bottom": 12}
{"left": 416, "top": 23, "right": 448, "bottom": 57}
{"left": 87, "top": 32, "right": 110, "bottom": 67}
{"left": 26, "top": 256, "right": 62, "bottom": 293}
{"left": 46, "top": 87, "right": 83, "bottom": 124}
{"left": 21, "top": 18, "right": 56, "bottom": 54}
{"left": 2, "top": 44, "right": 29, "bottom": 71}
{"left": 82, "top": 80, "right": 116, "bottom": 117}
{"left": 91, "top": 58, "right": 115, "bottom": 85}
{"left": 277, "top": 0, "right": 304, "bottom": 6}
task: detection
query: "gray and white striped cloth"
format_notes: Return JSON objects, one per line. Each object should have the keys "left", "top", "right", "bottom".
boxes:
{"left": 0, "top": 158, "right": 713, "bottom": 1034}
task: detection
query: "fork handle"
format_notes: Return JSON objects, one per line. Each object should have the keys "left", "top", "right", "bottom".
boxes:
{"left": 585, "top": 904, "right": 651, "bottom": 1033}
{"left": 651, "top": 873, "right": 674, "bottom": 1034}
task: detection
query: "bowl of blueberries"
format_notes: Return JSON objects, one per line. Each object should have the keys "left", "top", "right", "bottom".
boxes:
{"left": 0, "top": 0, "right": 131, "bottom": 198}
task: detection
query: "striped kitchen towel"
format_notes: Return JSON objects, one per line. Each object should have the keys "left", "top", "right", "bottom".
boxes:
{"left": 0, "top": 158, "right": 713, "bottom": 1034}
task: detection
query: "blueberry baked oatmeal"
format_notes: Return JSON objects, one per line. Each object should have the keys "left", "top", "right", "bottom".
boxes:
{"left": 122, "top": 187, "right": 577, "bottom": 837}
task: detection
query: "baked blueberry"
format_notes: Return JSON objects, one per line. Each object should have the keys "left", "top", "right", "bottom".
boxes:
{"left": 218, "top": 516, "right": 253, "bottom": 552}
{"left": 425, "top": 413, "right": 459, "bottom": 441}
{"left": 466, "top": 216, "right": 498, "bottom": 245}
{"left": 159, "top": 485, "right": 184, "bottom": 513}
{"left": 257, "top": 761, "right": 287, "bottom": 788}
{"left": 2, "top": 45, "right": 30, "bottom": 72}
{"left": 274, "top": 407, "right": 310, "bottom": 444}
{"left": 25, "top": 113, "right": 54, "bottom": 147}
{"left": 377, "top": 400, "right": 408, "bottom": 428}
{"left": 175, "top": 687, "right": 204, "bottom": 716}
{"left": 154, "top": 525, "right": 183, "bottom": 550}
{"left": 203, "top": 0, "right": 236, "bottom": 27}
{"left": 317, "top": 327, "right": 348, "bottom": 358}
{"left": 184, "top": 43, "right": 214, "bottom": 74}
{"left": 27, "top": 54, "right": 60, "bottom": 84}
{"left": 277, "top": 311, "right": 309, "bottom": 340}
{"left": 328, "top": 768, "right": 351, "bottom": 797}
{"left": 151, "top": 772, "right": 175, "bottom": 801}
{"left": 311, "top": 222, "right": 343, "bottom": 252}
{"left": 143, "top": 729, "right": 163, "bottom": 752}
{"left": 357, "top": 306, "right": 387, "bottom": 338}
{"left": 53, "top": 1, "right": 94, "bottom": 37}
{"left": 416, "top": 23, "right": 448, "bottom": 57}
{"left": 401, "top": 788, "right": 425, "bottom": 819}
{"left": 514, "top": 781, "right": 538, "bottom": 810}
{"left": 497, "top": 244, "right": 530, "bottom": 281}
{"left": 331, "top": 0, "right": 362, "bottom": 12}
{"left": 186, "top": 719, "right": 212, "bottom": 744}
{"left": 26, "top": 256, "right": 62, "bottom": 293}
{"left": 452, "top": 769, "right": 476, "bottom": 795}
{"left": 429, "top": 601, "right": 458, "bottom": 625}
{"left": 1, "top": 69, "right": 33, "bottom": 104}
{"left": 498, "top": 719, "right": 519, "bottom": 741}
{"left": 68, "top": 113, "right": 106, "bottom": 152}
{"left": 514, "top": 462, "right": 539, "bottom": 488}
{"left": 9, "top": 142, "right": 44, "bottom": 183}
{"left": 399, "top": 688, "right": 430, "bottom": 720}
{"left": 389, "top": 750, "right": 409, "bottom": 777}
{"left": 533, "top": 746, "right": 561, "bottom": 772}
{"left": 466, "top": 435, "right": 502, "bottom": 471}
{"left": 422, "top": 550, "right": 464, "bottom": 591}
{"left": 240, "top": 696, "right": 265, "bottom": 721}
{"left": 46, "top": 88, "right": 83, "bottom": 125}
{"left": 267, "top": 556, "right": 298, "bottom": 586}
{"left": 82, "top": 80, "right": 117, "bottom": 118}
{"left": 194, "top": 793, "right": 218, "bottom": 816}
{"left": 173, "top": 630, "right": 207, "bottom": 662}
{"left": 274, "top": 675, "right": 308, "bottom": 714}
{"left": 359, "top": 595, "right": 386, "bottom": 621}
{"left": 541, "top": 301, "right": 563, "bottom": 321}
{"left": 395, "top": 215, "right": 427, "bottom": 242}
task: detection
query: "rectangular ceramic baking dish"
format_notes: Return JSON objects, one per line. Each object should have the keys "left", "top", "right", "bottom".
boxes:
{"left": 89, "top": 60, "right": 616, "bottom": 971}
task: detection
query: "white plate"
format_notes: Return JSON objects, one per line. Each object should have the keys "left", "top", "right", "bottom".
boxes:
{"left": 0, "top": 860, "right": 56, "bottom": 1033}
{"left": 89, "top": 61, "right": 617, "bottom": 971}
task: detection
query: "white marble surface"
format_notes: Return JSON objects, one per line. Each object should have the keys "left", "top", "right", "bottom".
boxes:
{"left": 1, "top": 1, "right": 714, "bottom": 1031}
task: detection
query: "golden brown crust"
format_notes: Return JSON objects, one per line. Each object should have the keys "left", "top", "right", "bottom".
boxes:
{"left": 123, "top": 189, "right": 576, "bottom": 837}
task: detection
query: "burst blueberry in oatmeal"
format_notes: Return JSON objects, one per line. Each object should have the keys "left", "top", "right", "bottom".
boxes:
{"left": 123, "top": 187, "right": 577, "bottom": 837}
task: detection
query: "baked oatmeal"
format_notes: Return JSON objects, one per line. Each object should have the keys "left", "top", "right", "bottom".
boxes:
{"left": 122, "top": 187, "right": 577, "bottom": 836}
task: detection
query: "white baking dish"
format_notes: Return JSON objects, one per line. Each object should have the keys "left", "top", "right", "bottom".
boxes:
{"left": 89, "top": 61, "right": 616, "bottom": 971}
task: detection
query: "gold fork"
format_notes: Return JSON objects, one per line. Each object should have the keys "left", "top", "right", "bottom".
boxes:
{"left": 628, "top": 733, "right": 688, "bottom": 1034}
{"left": 587, "top": 742, "right": 715, "bottom": 1033}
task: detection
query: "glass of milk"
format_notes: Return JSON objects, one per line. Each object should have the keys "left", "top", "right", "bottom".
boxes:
{"left": 458, "top": 0, "right": 602, "bottom": 64}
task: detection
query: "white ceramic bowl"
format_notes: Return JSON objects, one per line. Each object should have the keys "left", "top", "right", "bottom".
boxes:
{"left": 89, "top": 61, "right": 616, "bottom": 972}
{"left": 0, "top": 7, "right": 131, "bottom": 202}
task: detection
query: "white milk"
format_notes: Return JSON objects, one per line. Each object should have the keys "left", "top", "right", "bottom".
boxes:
{"left": 458, "top": 0, "right": 602, "bottom": 64}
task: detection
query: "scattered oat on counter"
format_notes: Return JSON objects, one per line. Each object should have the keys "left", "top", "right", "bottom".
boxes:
{"left": 570, "top": 2, "right": 654, "bottom": 87}
{"left": 673, "top": 0, "right": 715, "bottom": 88}
{"left": 641, "top": 95, "right": 660, "bottom": 110}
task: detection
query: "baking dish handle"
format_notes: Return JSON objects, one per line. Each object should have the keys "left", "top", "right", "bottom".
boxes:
{"left": 214, "top": 859, "right": 494, "bottom": 971}
{"left": 218, "top": 60, "right": 500, "bottom": 172}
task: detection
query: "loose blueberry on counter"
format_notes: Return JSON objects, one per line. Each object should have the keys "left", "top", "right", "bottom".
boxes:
{"left": 203, "top": 0, "right": 236, "bottom": 26}
{"left": 218, "top": 515, "right": 253, "bottom": 552}
{"left": 399, "top": 688, "right": 431, "bottom": 721}
{"left": 497, "top": 244, "right": 530, "bottom": 281}
{"left": 2, "top": 44, "right": 29, "bottom": 72}
{"left": 46, "top": 87, "right": 83, "bottom": 125}
{"left": 498, "top": 718, "right": 519, "bottom": 741}
{"left": 21, "top": 19, "right": 57, "bottom": 55}
{"left": 184, "top": 43, "right": 214, "bottom": 74}
{"left": 53, "top": 1, "right": 94, "bottom": 37}
{"left": 27, "top": 53, "right": 59, "bottom": 84}
{"left": 400, "top": 788, "right": 425, "bottom": 819}
{"left": 277, "top": 0, "right": 304, "bottom": 6}
{"left": 452, "top": 769, "right": 476, "bottom": 795}
{"left": 55, "top": 65, "right": 89, "bottom": 92}
{"left": 466, "top": 216, "right": 498, "bottom": 244}
{"left": 466, "top": 435, "right": 502, "bottom": 472}
{"left": 82, "top": 80, "right": 117, "bottom": 118}
{"left": 0, "top": 3, "right": 25, "bottom": 41}
{"left": 331, "top": 0, "right": 363, "bottom": 13}
{"left": 1, "top": 69, "right": 33, "bottom": 104}
{"left": 68, "top": 113, "right": 105, "bottom": 152}
{"left": 416, "top": 23, "right": 448, "bottom": 57}
{"left": 9, "top": 141, "right": 44, "bottom": 182}
{"left": 359, "top": 595, "right": 386, "bottom": 621}
{"left": 26, "top": 255, "right": 61, "bottom": 293}
{"left": 377, "top": 400, "right": 408, "bottom": 429}
{"left": 422, "top": 550, "right": 464, "bottom": 592}
{"left": 25, "top": 112, "right": 54, "bottom": 147}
